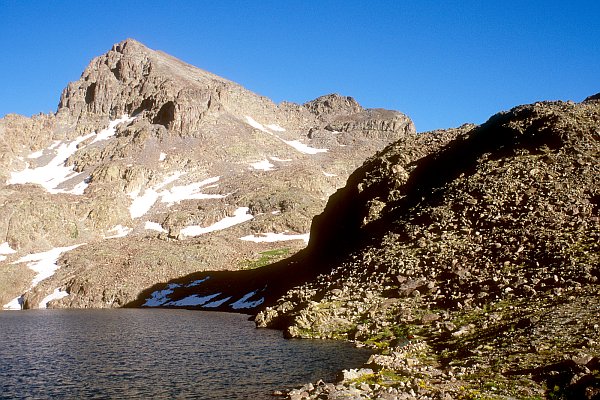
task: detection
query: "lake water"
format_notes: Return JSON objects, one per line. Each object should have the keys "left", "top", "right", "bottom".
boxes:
{"left": 0, "top": 309, "right": 371, "bottom": 399}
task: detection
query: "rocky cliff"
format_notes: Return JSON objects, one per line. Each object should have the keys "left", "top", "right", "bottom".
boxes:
{"left": 0, "top": 39, "right": 414, "bottom": 310}
{"left": 257, "top": 97, "right": 600, "bottom": 399}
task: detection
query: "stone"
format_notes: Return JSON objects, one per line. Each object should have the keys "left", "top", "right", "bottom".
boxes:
{"left": 420, "top": 313, "right": 440, "bottom": 324}
{"left": 573, "top": 354, "right": 595, "bottom": 366}
{"left": 339, "top": 368, "right": 374, "bottom": 382}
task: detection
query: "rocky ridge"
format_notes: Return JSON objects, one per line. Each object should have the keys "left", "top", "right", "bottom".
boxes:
{"left": 0, "top": 39, "right": 414, "bottom": 310}
{"left": 257, "top": 97, "right": 600, "bottom": 399}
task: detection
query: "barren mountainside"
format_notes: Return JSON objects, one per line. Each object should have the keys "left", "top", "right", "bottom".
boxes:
{"left": 256, "top": 97, "right": 600, "bottom": 399}
{"left": 0, "top": 39, "right": 414, "bottom": 310}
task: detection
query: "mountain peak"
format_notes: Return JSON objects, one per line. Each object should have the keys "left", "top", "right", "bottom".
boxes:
{"left": 56, "top": 39, "right": 413, "bottom": 140}
{"left": 56, "top": 38, "right": 265, "bottom": 131}
{"left": 110, "top": 38, "right": 148, "bottom": 54}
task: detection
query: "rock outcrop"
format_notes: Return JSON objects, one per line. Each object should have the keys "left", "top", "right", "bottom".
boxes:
{"left": 257, "top": 98, "right": 600, "bottom": 398}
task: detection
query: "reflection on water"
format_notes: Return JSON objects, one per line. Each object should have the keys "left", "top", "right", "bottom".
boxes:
{"left": 0, "top": 310, "right": 371, "bottom": 399}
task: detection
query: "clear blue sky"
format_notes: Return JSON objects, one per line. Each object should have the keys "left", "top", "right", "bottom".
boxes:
{"left": 1, "top": 1, "right": 598, "bottom": 132}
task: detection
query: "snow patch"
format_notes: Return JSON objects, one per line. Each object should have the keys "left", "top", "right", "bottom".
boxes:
{"left": 3, "top": 244, "right": 83, "bottom": 310}
{"left": 27, "top": 150, "right": 44, "bottom": 159}
{"left": 166, "top": 293, "right": 220, "bottom": 307}
{"left": 104, "top": 225, "right": 132, "bottom": 239}
{"left": 160, "top": 177, "right": 224, "bottom": 205}
{"left": 38, "top": 288, "right": 69, "bottom": 309}
{"left": 8, "top": 132, "right": 94, "bottom": 193}
{"left": 128, "top": 174, "right": 224, "bottom": 218}
{"left": 180, "top": 207, "right": 254, "bottom": 237}
{"left": 250, "top": 159, "right": 275, "bottom": 171}
{"left": 159, "top": 152, "right": 167, "bottom": 161}
{"left": 231, "top": 290, "right": 265, "bottom": 309}
{"left": 69, "top": 180, "right": 89, "bottom": 195}
{"left": 143, "top": 288, "right": 174, "bottom": 307}
{"left": 144, "top": 221, "right": 167, "bottom": 233}
{"left": 0, "top": 242, "right": 16, "bottom": 262}
{"left": 12, "top": 244, "right": 84, "bottom": 287}
{"left": 48, "top": 140, "right": 61, "bottom": 150}
{"left": 266, "top": 124, "right": 286, "bottom": 132}
{"left": 90, "top": 115, "right": 134, "bottom": 144}
{"left": 283, "top": 140, "right": 328, "bottom": 154}
{"left": 203, "top": 296, "right": 232, "bottom": 308}
{"left": 156, "top": 172, "right": 186, "bottom": 189}
{"left": 3, "top": 296, "right": 23, "bottom": 310}
{"left": 129, "top": 188, "right": 160, "bottom": 219}
{"left": 322, "top": 171, "right": 337, "bottom": 177}
{"left": 240, "top": 232, "right": 310, "bottom": 244}
{"left": 186, "top": 277, "right": 210, "bottom": 287}
{"left": 245, "top": 116, "right": 271, "bottom": 134}
{"left": 270, "top": 156, "right": 292, "bottom": 162}
{"left": 245, "top": 116, "right": 327, "bottom": 155}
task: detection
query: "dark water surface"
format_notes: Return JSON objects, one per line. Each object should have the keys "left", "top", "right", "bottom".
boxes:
{"left": 0, "top": 309, "right": 371, "bottom": 399}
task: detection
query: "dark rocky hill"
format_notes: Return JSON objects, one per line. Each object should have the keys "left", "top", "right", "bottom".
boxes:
{"left": 0, "top": 39, "right": 414, "bottom": 310}
{"left": 257, "top": 97, "right": 600, "bottom": 399}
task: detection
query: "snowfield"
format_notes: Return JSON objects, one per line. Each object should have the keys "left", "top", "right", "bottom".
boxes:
{"left": 202, "top": 296, "right": 232, "bottom": 308}
{"left": 143, "top": 285, "right": 179, "bottom": 307}
{"left": 266, "top": 124, "right": 286, "bottom": 132}
{"left": 142, "top": 279, "right": 266, "bottom": 311}
{"left": 160, "top": 177, "right": 225, "bottom": 205}
{"left": 270, "top": 156, "right": 292, "bottom": 162}
{"left": 129, "top": 188, "right": 160, "bottom": 219}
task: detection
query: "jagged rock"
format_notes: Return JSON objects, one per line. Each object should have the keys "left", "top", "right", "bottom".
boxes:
{"left": 304, "top": 94, "right": 363, "bottom": 117}
{"left": 584, "top": 92, "right": 600, "bottom": 102}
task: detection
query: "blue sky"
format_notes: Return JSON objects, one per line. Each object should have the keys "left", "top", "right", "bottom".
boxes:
{"left": 1, "top": 1, "right": 598, "bottom": 132}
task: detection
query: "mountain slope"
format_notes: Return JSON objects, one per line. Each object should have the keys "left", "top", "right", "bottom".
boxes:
{"left": 257, "top": 97, "right": 600, "bottom": 399}
{"left": 0, "top": 39, "right": 414, "bottom": 310}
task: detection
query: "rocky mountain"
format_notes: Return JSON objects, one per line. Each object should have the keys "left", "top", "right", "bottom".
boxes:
{"left": 0, "top": 39, "right": 414, "bottom": 310}
{"left": 254, "top": 97, "right": 600, "bottom": 398}
{"left": 4, "top": 37, "right": 598, "bottom": 399}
